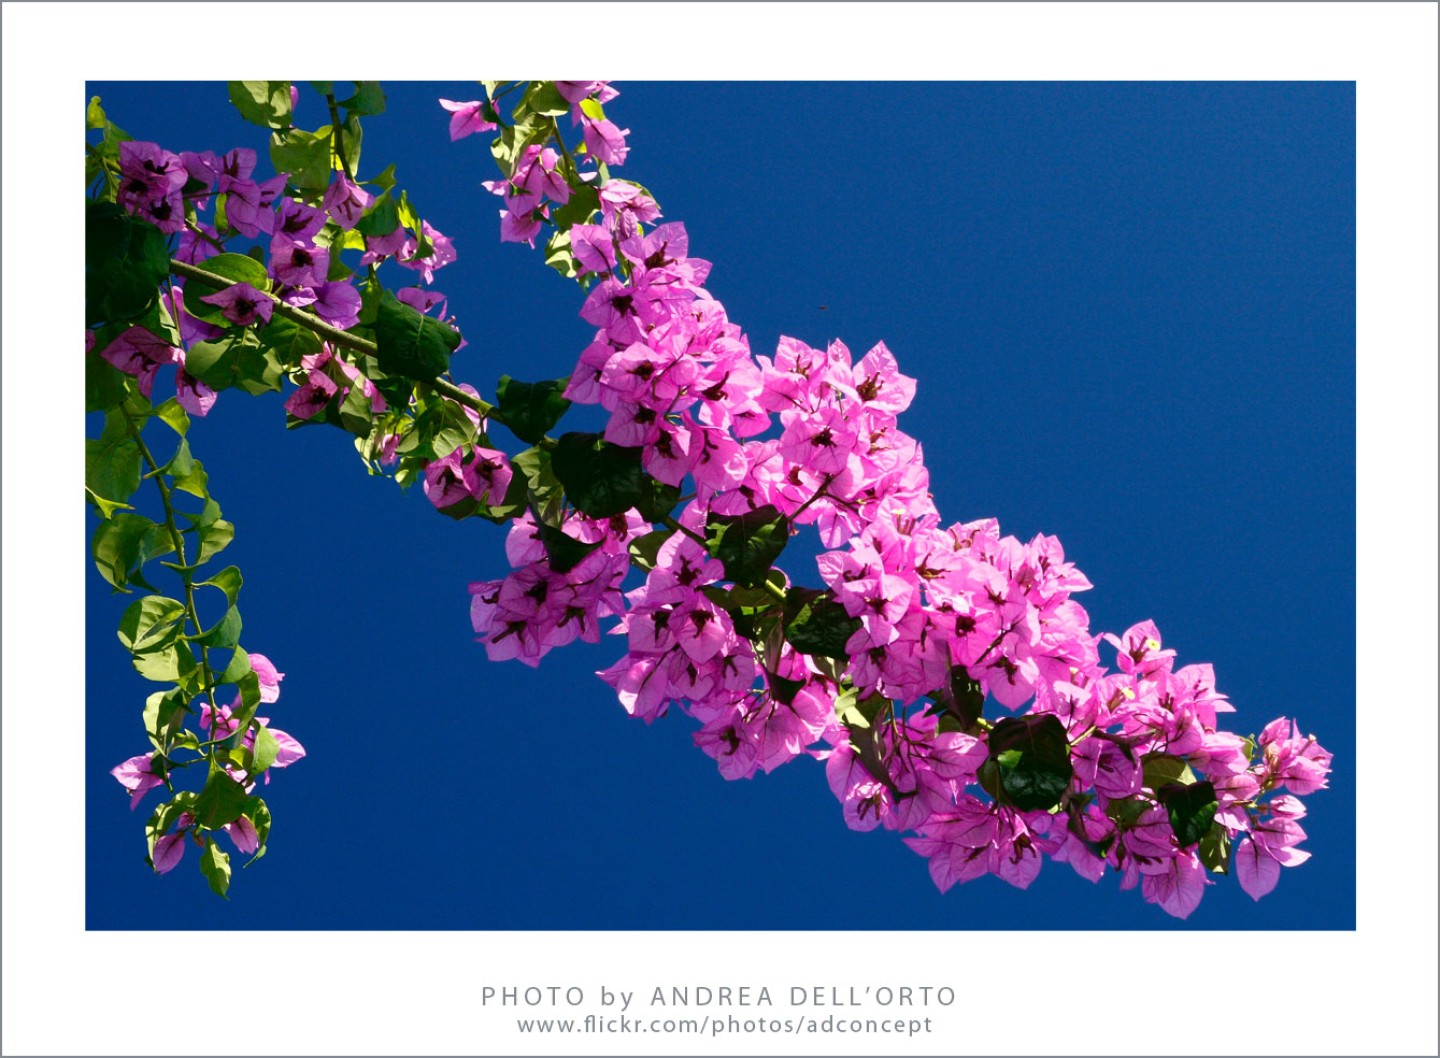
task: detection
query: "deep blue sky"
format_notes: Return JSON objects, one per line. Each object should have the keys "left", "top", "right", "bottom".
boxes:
{"left": 85, "top": 81, "right": 1354, "bottom": 930}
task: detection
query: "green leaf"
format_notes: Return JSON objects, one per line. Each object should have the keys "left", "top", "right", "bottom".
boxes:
{"left": 550, "top": 181, "right": 601, "bottom": 232}
{"left": 579, "top": 97, "right": 606, "bottom": 122}
{"left": 783, "top": 589, "right": 861, "bottom": 660}
{"left": 251, "top": 725, "right": 280, "bottom": 775}
{"left": 336, "top": 113, "right": 364, "bottom": 175}
{"left": 510, "top": 446, "right": 562, "bottom": 525}
{"left": 257, "top": 313, "right": 323, "bottom": 364}
{"left": 366, "top": 163, "right": 397, "bottom": 193}
{"left": 705, "top": 505, "right": 791, "bottom": 589}
{"left": 271, "top": 126, "right": 333, "bottom": 192}
{"left": 133, "top": 640, "right": 196, "bottom": 682}
{"left": 142, "top": 688, "right": 187, "bottom": 752}
{"left": 339, "top": 81, "right": 386, "bottom": 116}
{"left": 168, "top": 440, "right": 209, "bottom": 499}
{"left": 1197, "top": 820, "right": 1232, "bottom": 874}
{"left": 191, "top": 605, "right": 242, "bottom": 650}
{"left": 195, "top": 766, "right": 250, "bottom": 828}
{"left": 92, "top": 513, "right": 165, "bottom": 591}
{"left": 987, "top": 714, "right": 1073, "bottom": 813}
{"left": 1157, "top": 780, "right": 1218, "bottom": 848}
{"left": 86, "top": 341, "right": 131, "bottom": 412}
{"left": 85, "top": 434, "right": 142, "bottom": 511}
{"left": 354, "top": 191, "right": 400, "bottom": 237}
{"left": 153, "top": 398, "right": 190, "bottom": 437}
{"left": 525, "top": 81, "right": 571, "bottom": 117}
{"left": 199, "top": 566, "right": 243, "bottom": 607}
{"left": 627, "top": 529, "right": 674, "bottom": 573}
{"left": 228, "top": 81, "right": 293, "bottom": 129}
{"left": 836, "top": 689, "right": 888, "bottom": 730}
{"left": 200, "top": 839, "right": 232, "bottom": 899}
{"left": 117, "top": 595, "right": 186, "bottom": 654}
{"left": 194, "top": 518, "right": 235, "bottom": 564}
{"left": 550, "top": 433, "right": 648, "bottom": 519}
{"left": 218, "top": 647, "right": 254, "bottom": 684}
{"left": 372, "top": 290, "right": 462, "bottom": 382}
{"left": 85, "top": 488, "right": 132, "bottom": 520}
{"left": 86, "top": 201, "right": 170, "bottom": 326}
{"left": 543, "top": 231, "right": 577, "bottom": 279}
{"left": 496, "top": 376, "right": 571, "bottom": 446}
{"left": 1142, "top": 753, "right": 1197, "bottom": 791}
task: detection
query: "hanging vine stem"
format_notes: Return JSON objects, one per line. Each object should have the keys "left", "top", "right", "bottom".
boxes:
{"left": 119, "top": 404, "right": 220, "bottom": 722}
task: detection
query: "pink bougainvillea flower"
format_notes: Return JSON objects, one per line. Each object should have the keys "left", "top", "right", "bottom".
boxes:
{"left": 439, "top": 98, "right": 497, "bottom": 140}
{"left": 248, "top": 653, "right": 285, "bottom": 704}
{"left": 321, "top": 172, "right": 372, "bottom": 230}
{"left": 151, "top": 831, "right": 187, "bottom": 874}
{"left": 111, "top": 752, "right": 166, "bottom": 810}
{"left": 199, "top": 282, "right": 274, "bottom": 327}
{"left": 224, "top": 815, "right": 261, "bottom": 855}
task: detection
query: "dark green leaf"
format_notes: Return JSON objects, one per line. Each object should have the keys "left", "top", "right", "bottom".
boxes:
{"left": 195, "top": 766, "right": 250, "bottom": 828}
{"left": 339, "top": 81, "right": 386, "bottom": 116}
{"left": 117, "top": 595, "right": 186, "bottom": 654}
{"left": 192, "top": 605, "right": 242, "bottom": 650}
{"left": 372, "top": 290, "right": 461, "bottom": 382}
{"left": 987, "top": 714, "right": 1073, "bottom": 812}
{"left": 354, "top": 191, "right": 400, "bottom": 237}
{"left": 200, "top": 840, "right": 232, "bottom": 899}
{"left": 550, "top": 181, "right": 601, "bottom": 232}
{"left": 366, "top": 163, "right": 397, "bottom": 194}
{"left": 538, "top": 523, "right": 602, "bottom": 574}
{"left": 783, "top": 588, "right": 861, "bottom": 660}
{"left": 86, "top": 340, "right": 131, "bottom": 412}
{"left": 705, "top": 505, "right": 791, "bottom": 589}
{"left": 496, "top": 375, "right": 571, "bottom": 446}
{"left": 929, "top": 665, "right": 986, "bottom": 733}
{"left": 767, "top": 672, "right": 807, "bottom": 706}
{"left": 635, "top": 477, "right": 682, "bottom": 524}
{"left": 550, "top": 432, "right": 648, "bottom": 518}
{"left": 217, "top": 647, "right": 254, "bottom": 684}
{"left": 1157, "top": 780, "right": 1218, "bottom": 848}
{"left": 86, "top": 201, "right": 170, "bottom": 326}
{"left": 227, "top": 81, "right": 292, "bottom": 129}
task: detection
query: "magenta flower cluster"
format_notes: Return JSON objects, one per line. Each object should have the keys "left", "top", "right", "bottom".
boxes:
{"left": 447, "top": 82, "right": 1333, "bottom": 918}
